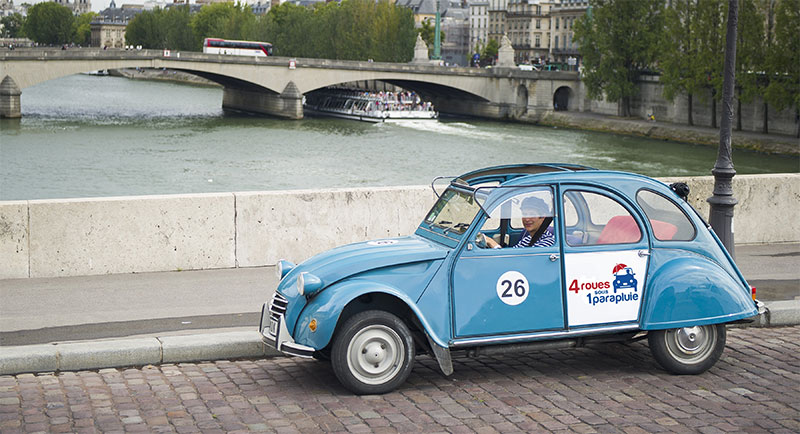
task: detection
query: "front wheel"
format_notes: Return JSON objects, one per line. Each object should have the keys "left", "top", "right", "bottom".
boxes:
{"left": 331, "top": 310, "right": 415, "bottom": 395}
{"left": 648, "top": 324, "right": 726, "bottom": 375}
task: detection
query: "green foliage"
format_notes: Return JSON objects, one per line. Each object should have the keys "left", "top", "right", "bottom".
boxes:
{"left": 573, "top": 0, "right": 665, "bottom": 116}
{"left": 416, "top": 19, "right": 444, "bottom": 54}
{"left": 126, "top": 6, "right": 195, "bottom": 50}
{"left": 23, "top": 2, "right": 74, "bottom": 45}
{"left": 764, "top": 0, "right": 800, "bottom": 112}
{"left": 191, "top": 2, "right": 257, "bottom": 50}
{"left": 1, "top": 13, "right": 25, "bottom": 38}
{"left": 259, "top": 0, "right": 416, "bottom": 62}
{"left": 481, "top": 38, "right": 498, "bottom": 65}
{"left": 72, "top": 12, "right": 97, "bottom": 46}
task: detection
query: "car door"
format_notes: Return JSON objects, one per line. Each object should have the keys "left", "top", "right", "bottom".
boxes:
{"left": 451, "top": 187, "right": 565, "bottom": 338}
{"left": 560, "top": 186, "right": 650, "bottom": 328}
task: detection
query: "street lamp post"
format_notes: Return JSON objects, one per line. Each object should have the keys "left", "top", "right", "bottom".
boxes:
{"left": 432, "top": 0, "right": 442, "bottom": 60}
{"left": 707, "top": 0, "right": 739, "bottom": 257}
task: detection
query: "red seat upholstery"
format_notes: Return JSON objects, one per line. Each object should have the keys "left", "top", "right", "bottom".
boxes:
{"left": 597, "top": 215, "right": 677, "bottom": 244}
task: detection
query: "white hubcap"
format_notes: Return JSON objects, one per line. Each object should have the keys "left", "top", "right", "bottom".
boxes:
{"left": 347, "top": 325, "right": 405, "bottom": 385}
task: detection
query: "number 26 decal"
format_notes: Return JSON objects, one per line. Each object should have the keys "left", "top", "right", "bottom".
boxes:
{"left": 496, "top": 271, "right": 530, "bottom": 306}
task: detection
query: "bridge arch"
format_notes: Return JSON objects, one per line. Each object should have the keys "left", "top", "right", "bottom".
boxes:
{"left": 553, "top": 86, "right": 572, "bottom": 111}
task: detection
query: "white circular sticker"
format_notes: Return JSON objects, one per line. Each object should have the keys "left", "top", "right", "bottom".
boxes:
{"left": 496, "top": 271, "right": 530, "bottom": 306}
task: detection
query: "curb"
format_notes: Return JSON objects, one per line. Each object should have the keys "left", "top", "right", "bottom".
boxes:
{"left": 0, "top": 331, "right": 281, "bottom": 376}
{"left": 1, "top": 301, "right": 798, "bottom": 377}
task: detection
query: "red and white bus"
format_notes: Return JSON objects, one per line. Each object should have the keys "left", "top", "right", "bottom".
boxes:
{"left": 203, "top": 38, "right": 273, "bottom": 57}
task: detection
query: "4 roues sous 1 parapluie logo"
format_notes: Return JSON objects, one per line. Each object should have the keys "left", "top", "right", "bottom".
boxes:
{"left": 569, "top": 263, "right": 640, "bottom": 306}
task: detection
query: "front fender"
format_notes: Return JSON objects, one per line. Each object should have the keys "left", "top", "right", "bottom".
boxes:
{"left": 641, "top": 255, "right": 757, "bottom": 330}
{"left": 291, "top": 279, "right": 447, "bottom": 350}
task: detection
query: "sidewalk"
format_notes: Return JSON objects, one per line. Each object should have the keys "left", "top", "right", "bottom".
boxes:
{"left": 1, "top": 243, "right": 798, "bottom": 375}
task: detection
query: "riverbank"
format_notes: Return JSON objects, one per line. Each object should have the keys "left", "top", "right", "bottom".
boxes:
{"left": 538, "top": 111, "right": 799, "bottom": 157}
{"left": 110, "top": 68, "right": 220, "bottom": 87}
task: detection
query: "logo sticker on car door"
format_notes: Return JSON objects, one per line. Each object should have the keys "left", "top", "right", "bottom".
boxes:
{"left": 565, "top": 250, "right": 646, "bottom": 326}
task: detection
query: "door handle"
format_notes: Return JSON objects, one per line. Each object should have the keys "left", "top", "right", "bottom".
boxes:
{"left": 638, "top": 250, "right": 650, "bottom": 257}
{"left": 549, "top": 254, "right": 560, "bottom": 262}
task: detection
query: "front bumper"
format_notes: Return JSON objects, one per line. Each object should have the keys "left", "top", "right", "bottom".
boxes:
{"left": 260, "top": 294, "right": 315, "bottom": 358}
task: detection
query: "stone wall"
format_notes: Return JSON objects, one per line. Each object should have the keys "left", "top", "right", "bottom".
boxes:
{"left": 1, "top": 175, "right": 797, "bottom": 279}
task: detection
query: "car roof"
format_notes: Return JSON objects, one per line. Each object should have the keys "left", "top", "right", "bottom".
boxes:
{"left": 456, "top": 164, "right": 596, "bottom": 185}
{"left": 450, "top": 164, "right": 679, "bottom": 209}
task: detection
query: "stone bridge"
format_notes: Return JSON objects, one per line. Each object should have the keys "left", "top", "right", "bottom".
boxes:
{"left": 0, "top": 48, "right": 583, "bottom": 119}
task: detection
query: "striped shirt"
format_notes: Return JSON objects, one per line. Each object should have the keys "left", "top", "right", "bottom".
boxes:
{"left": 513, "top": 226, "right": 556, "bottom": 248}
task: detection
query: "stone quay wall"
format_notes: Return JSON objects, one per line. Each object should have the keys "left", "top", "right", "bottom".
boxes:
{"left": 1, "top": 174, "right": 797, "bottom": 279}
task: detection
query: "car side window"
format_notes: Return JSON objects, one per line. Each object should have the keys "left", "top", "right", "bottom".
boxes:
{"left": 479, "top": 187, "right": 555, "bottom": 248}
{"left": 636, "top": 190, "right": 696, "bottom": 241}
{"left": 564, "top": 190, "right": 642, "bottom": 246}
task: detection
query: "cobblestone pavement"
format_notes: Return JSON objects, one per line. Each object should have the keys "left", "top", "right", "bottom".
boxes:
{"left": 1, "top": 326, "right": 798, "bottom": 434}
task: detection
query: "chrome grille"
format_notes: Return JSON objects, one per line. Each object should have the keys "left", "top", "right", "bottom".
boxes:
{"left": 269, "top": 291, "right": 288, "bottom": 319}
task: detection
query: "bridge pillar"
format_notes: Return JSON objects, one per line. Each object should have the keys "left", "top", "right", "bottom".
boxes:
{"left": 221, "top": 82, "right": 303, "bottom": 119}
{"left": 0, "top": 76, "right": 21, "bottom": 118}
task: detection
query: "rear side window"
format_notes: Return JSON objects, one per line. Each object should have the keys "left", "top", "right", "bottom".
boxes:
{"left": 564, "top": 190, "right": 642, "bottom": 246}
{"left": 636, "top": 190, "right": 696, "bottom": 241}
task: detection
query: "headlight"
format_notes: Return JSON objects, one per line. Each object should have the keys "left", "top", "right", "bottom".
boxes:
{"left": 276, "top": 259, "right": 295, "bottom": 280}
{"left": 296, "top": 272, "right": 323, "bottom": 298}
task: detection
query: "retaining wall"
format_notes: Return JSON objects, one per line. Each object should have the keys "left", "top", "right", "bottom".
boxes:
{"left": 1, "top": 174, "right": 797, "bottom": 279}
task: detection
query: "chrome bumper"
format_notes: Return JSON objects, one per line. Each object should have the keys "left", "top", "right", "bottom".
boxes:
{"left": 260, "top": 295, "right": 314, "bottom": 359}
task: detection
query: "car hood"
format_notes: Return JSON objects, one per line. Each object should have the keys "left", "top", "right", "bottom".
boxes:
{"left": 280, "top": 235, "right": 450, "bottom": 297}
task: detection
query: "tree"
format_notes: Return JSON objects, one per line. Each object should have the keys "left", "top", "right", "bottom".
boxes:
{"left": 481, "top": 38, "right": 498, "bottom": 66}
{"left": 734, "top": 0, "right": 766, "bottom": 131}
{"left": 126, "top": 6, "right": 195, "bottom": 51}
{"left": 72, "top": 12, "right": 97, "bottom": 46}
{"left": 1, "top": 13, "right": 25, "bottom": 38}
{"left": 125, "top": 9, "right": 167, "bottom": 49}
{"left": 417, "top": 19, "right": 444, "bottom": 55}
{"left": 764, "top": 0, "right": 800, "bottom": 137}
{"left": 659, "top": 0, "right": 699, "bottom": 125}
{"left": 693, "top": 0, "right": 727, "bottom": 128}
{"left": 191, "top": 2, "right": 257, "bottom": 51}
{"left": 573, "top": 0, "right": 665, "bottom": 117}
{"left": 23, "top": 2, "right": 74, "bottom": 45}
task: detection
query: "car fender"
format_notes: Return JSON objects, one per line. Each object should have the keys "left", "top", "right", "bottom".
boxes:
{"left": 291, "top": 279, "right": 446, "bottom": 351}
{"left": 641, "top": 255, "right": 757, "bottom": 330}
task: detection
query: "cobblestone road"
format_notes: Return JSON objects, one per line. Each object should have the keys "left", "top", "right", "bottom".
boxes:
{"left": 1, "top": 326, "right": 798, "bottom": 433}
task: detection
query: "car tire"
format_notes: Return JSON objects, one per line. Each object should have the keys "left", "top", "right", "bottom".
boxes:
{"left": 331, "top": 310, "right": 415, "bottom": 395}
{"left": 648, "top": 324, "right": 726, "bottom": 375}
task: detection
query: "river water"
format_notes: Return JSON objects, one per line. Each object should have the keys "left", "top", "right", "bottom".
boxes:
{"left": 1, "top": 74, "right": 797, "bottom": 201}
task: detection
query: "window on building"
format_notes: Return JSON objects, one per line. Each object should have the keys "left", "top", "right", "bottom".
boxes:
{"left": 555, "top": 18, "right": 559, "bottom": 29}
{"left": 536, "top": 19, "right": 540, "bottom": 29}
{"left": 555, "top": 35, "right": 559, "bottom": 49}
{"left": 535, "top": 34, "right": 540, "bottom": 47}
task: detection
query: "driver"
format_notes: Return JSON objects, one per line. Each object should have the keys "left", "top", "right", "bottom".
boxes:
{"left": 482, "top": 196, "right": 555, "bottom": 248}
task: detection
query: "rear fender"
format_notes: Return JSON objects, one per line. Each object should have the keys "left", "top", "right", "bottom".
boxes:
{"left": 291, "top": 279, "right": 446, "bottom": 351}
{"left": 641, "top": 255, "right": 757, "bottom": 330}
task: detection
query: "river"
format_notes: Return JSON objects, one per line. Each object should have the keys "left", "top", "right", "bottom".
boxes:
{"left": 1, "top": 74, "right": 797, "bottom": 201}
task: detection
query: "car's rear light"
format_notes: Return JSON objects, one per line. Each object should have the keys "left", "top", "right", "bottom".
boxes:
{"left": 751, "top": 286, "right": 757, "bottom": 301}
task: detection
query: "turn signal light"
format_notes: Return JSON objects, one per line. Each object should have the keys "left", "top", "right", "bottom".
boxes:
{"left": 309, "top": 319, "right": 317, "bottom": 332}
{"left": 751, "top": 286, "right": 757, "bottom": 301}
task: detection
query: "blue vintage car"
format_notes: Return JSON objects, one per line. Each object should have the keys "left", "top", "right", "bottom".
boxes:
{"left": 260, "top": 164, "right": 761, "bottom": 394}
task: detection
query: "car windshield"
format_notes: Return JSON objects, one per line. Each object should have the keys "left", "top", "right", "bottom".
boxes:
{"left": 423, "top": 188, "right": 482, "bottom": 236}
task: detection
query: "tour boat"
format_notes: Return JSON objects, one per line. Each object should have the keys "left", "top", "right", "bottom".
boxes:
{"left": 303, "top": 90, "right": 437, "bottom": 123}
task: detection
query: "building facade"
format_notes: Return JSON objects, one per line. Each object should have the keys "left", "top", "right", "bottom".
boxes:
{"left": 90, "top": 0, "right": 141, "bottom": 48}
{"left": 549, "top": 0, "right": 587, "bottom": 70}
{"left": 52, "top": 0, "right": 91, "bottom": 15}
{"left": 468, "top": 0, "right": 488, "bottom": 57}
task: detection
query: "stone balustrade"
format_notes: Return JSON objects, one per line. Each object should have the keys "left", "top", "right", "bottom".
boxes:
{"left": 1, "top": 174, "right": 797, "bottom": 279}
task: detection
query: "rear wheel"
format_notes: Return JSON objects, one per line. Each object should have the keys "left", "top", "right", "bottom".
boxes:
{"left": 331, "top": 310, "right": 415, "bottom": 395}
{"left": 648, "top": 324, "right": 726, "bottom": 374}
